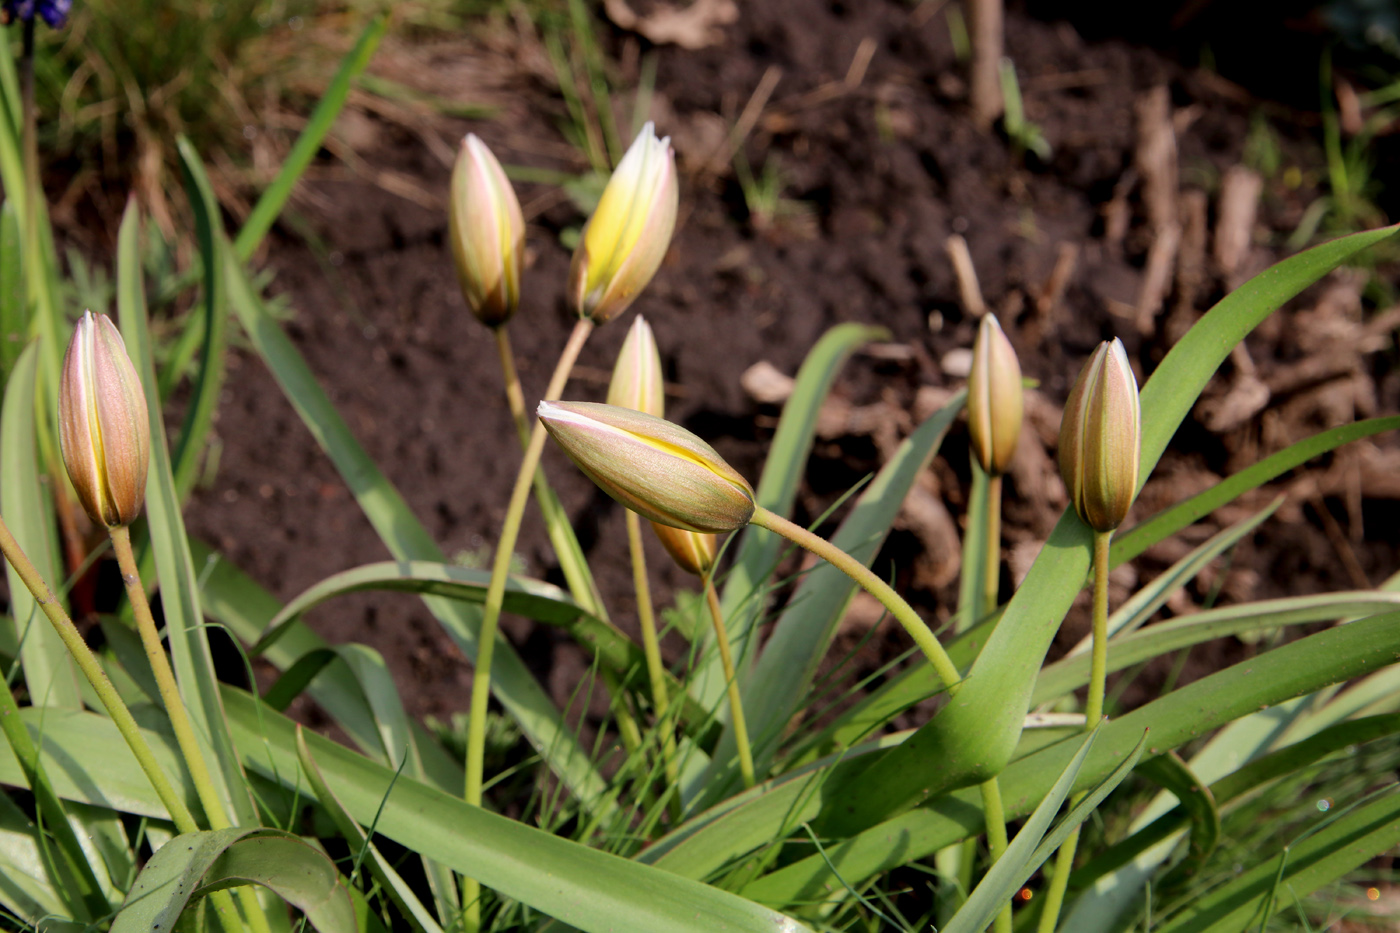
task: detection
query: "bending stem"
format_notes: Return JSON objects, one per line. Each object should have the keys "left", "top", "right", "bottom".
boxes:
{"left": 704, "top": 572, "right": 755, "bottom": 789}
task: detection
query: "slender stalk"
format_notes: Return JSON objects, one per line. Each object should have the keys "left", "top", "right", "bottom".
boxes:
{"left": 980, "top": 472, "right": 1011, "bottom": 933}
{"left": 493, "top": 326, "right": 530, "bottom": 448}
{"left": 625, "top": 512, "right": 681, "bottom": 805}
{"left": 703, "top": 573, "right": 755, "bottom": 789}
{"left": 747, "top": 506, "right": 961, "bottom": 691}
{"left": 0, "top": 517, "right": 249, "bottom": 933}
{"left": 1036, "top": 530, "right": 1112, "bottom": 932}
{"left": 462, "top": 318, "right": 594, "bottom": 930}
{"left": 111, "top": 527, "right": 272, "bottom": 933}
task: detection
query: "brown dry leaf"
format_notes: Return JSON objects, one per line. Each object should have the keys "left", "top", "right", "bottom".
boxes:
{"left": 604, "top": 0, "right": 739, "bottom": 50}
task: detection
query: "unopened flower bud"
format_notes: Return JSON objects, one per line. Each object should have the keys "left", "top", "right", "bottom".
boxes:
{"left": 967, "top": 314, "right": 1023, "bottom": 476}
{"left": 1058, "top": 339, "right": 1141, "bottom": 533}
{"left": 538, "top": 401, "right": 753, "bottom": 533}
{"left": 568, "top": 122, "right": 678, "bottom": 324}
{"left": 59, "top": 311, "right": 151, "bottom": 527}
{"left": 606, "top": 315, "right": 665, "bottom": 417}
{"left": 651, "top": 523, "right": 718, "bottom": 576}
{"left": 449, "top": 134, "right": 525, "bottom": 326}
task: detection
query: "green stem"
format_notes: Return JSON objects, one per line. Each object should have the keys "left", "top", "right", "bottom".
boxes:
{"left": 984, "top": 474, "right": 1001, "bottom": 612}
{"left": 625, "top": 511, "right": 681, "bottom": 810}
{"left": 748, "top": 506, "right": 961, "bottom": 691}
{"left": 111, "top": 527, "right": 270, "bottom": 933}
{"left": 0, "top": 517, "right": 250, "bottom": 933}
{"left": 493, "top": 326, "right": 531, "bottom": 449}
{"left": 703, "top": 572, "right": 755, "bottom": 789}
{"left": 1036, "top": 530, "right": 1112, "bottom": 932}
{"left": 980, "top": 777, "right": 1012, "bottom": 933}
{"left": 461, "top": 317, "right": 594, "bottom": 930}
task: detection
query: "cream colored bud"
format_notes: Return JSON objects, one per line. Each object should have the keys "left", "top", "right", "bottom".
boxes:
{"left": 1058, "top": 339, "right": 1141, "bottom": 533}
{"left": 967, "top": 313, "right": 1023, "bottom": 476}
{"left": 606, "top": 315, "right": 665, "bottom": 417}
{"left": 538, "top": 401, "right": 754, "bottom": 533}
{"left": 651, "top": 522, "right": 718, "bottom": 576}
{"left": 568, "top": 122, "right": 678, "bottom": 324}
{"left": 59, "top": 311, "right": 151, "bottom": 527}
{"left": 449, "top": 134, "right": 525, "bottom": 326}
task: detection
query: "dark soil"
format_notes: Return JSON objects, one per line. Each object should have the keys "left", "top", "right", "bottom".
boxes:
{"left": 174, "top": 1, "right": 1399, "bottom": 737}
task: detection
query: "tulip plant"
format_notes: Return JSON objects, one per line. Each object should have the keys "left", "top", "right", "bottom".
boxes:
{"left": 4, "top": 11, "right": 1400, "bottom": 933}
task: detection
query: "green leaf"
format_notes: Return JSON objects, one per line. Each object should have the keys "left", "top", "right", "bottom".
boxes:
{"left": 117, "top": 200, "right": 260, "bottom": 828}
{"left": 1135, "top": 752, "right": 1220, "bottom": 880}
{"left": 1154, "top": 787, "right": 1400, "bottom": 932}
{"left": 956, "top": 462, "right": 991, "bottom": 633}
{"left": 944, "top": 730, "right": 1146, "bottom": 933}
{"left": 0, "top": 201, "right": 23, "bottom": 380}
{"left": 1, "top": 341, "right": 80, "bottom": 709}
{"left": 699, "top": 323, "right": 888, "bottom": 710}
{"left": 172, "top": 138, "right": 230, "bottom": 503}
{"left": 111, "top": 828, "right": 355, "bottom": 933}
{"left": 223, "top": 243, "right": 611, "bottom": 816}
{"left": 814, "top": 224, "right": 1400, "bottom": 836}
{"left": 671, "top": 610, "right": 1400, "bottom": 903}
{"left": 220, "top": 688, "right": 812, "bottom": 933}
{"left": 296, "top": 728, "right": 445, "bottom": 933}
{"left": 697, "top": 388, "right": 965, "bottom": 805}
{"left": 234, "top": 14, "right": 387, "bottom": 261}
{"left": 1113, "top": 416, "right": 1400, "bottom": 566}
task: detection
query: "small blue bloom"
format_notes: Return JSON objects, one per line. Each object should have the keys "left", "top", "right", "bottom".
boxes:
{"left": 2, "top": 0, "right": 71, "bottom": 28}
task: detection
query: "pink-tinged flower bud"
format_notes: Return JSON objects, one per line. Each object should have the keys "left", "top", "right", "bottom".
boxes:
{"left": 606, "top": 315, "right": 665, "bottom": 417}
{"left": 967, "top": 313, "right": 1023, "bottom": 476}
{"left": 59, "top": 311, "right": 151, "bottom": 527}
{"left": 1058, "top": 339, "right": 1141, "bottom": 533}
{"left": 538, "top": 401, "right": 753, "bottom": 533}
{"left": 650, "top": 521, "right": 718, "bottom": 576}
{"left": 449, "top": 134, "right": 525, "bottom": 326}
{"left": 568, "top": 122, "right": 678, "bottom": 324}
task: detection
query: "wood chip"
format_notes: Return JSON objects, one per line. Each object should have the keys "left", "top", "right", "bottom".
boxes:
{"left": 1135, "top": 86, "right": 1178, "bottom": 233}
{"left": 1214, "top": 165, "right": 1262, "bottom": 280}
{"left": 945, "top": 234, "right": 986, "bottom": 316}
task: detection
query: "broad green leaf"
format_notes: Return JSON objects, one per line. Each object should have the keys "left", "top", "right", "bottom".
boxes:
{"left": 944, "top": 730, "right": 1146, "bottom": 933}
{"left": 0, "top": 789, "right": 69, "bottom": 923}
{"left": 223, "top": 243, "right": 611, "bottom": 816}
{"left": 677, "top": 610, "right": 1400, "bottom": 902}
{"left": 1113, "top": 415, "right": 1400, "bottom": 566}
{"left": 2, "top": 341, "right": 80, "bottom": 709}
{"left": 1154, "top": 787, "right": 1400, "bottom": 932}
{"left": 813, "top": 225, "right": 1400, "bottom": 836}
{"left": 118, "top": 201, "right": 260, "bottom": 830}
{"left": 111, "top": 828, "right": 355, "bottom": 933}
{"left": 220, "top": 688, "right": 812, "bottom": 933}
{"left": 697, "top": 389, "right": 965, "bottom": 806}
{"left": 296, "top": 728, "right": 445, "bottom": 933}
{"left": 0, "top": 708, "right": 197, "bottom": 818}
{"left": 234, "top": 14, "right": 387, "bottom": 261}
{"left": 700, "top": 323, "right": 888, "bottom": 710}
{"left": 172, "top": 138, "right": 230, "bottom": 503}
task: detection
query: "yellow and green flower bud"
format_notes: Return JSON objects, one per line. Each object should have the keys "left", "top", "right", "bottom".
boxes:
{"left": 59, "top": 311, "right": 151, "bottom": 528}
{"left": 568, "top": 122, "right": 678, "bottom": 324}
{"left": 606, "top": 315, "right": 665, "bottom": 417}
{"left": 449, "top": 133, "right": 525, "bottom": 326}
{"left": 967, "top": 313, "right": 1023, "bottom": 476}
{"left": 538, "top": 401, "right": 754, "bottom": 533}
{"left": 650, "top": 522, "right": 718, "bottom": 576}
{"left": 1058, "top": 338, "right": 1141, "bottom": 533}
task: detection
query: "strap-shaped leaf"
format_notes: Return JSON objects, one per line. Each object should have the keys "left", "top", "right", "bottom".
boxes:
{"left": 111, "top": 828, "right": 354, "bottom": 933}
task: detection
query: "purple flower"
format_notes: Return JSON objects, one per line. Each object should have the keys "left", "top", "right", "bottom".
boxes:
{"left": 2, "top": 0, "right": 71, "bottom": 27}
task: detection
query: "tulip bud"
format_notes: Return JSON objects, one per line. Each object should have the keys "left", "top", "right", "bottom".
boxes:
{"left": 58, "top": 311, "right": 151, "bottom": 528}
{"left": 967, "top": 314, "right": 1023, "bottom": 476}
{"left": 449, "top": 134, "right": 525, "bottom": 326}
{"left": 651, "top": 522, "right": 718, "bottom": 576}
{"left": 606, "top": 315, "right": 665, "bottom": 417}
{"left": 568, "top": 122, "right": 678, "bottom": 324}
{"left": 538, "top": 401, "right": 753, "bottom": 533}
{"left": 1058, "top": 339, "right": 1141, "bottom": 533}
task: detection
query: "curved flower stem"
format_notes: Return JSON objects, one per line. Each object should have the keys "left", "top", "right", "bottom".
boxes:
{"left": 462, "top": 318, "right": 594, "bottom": 930}
{"left": 626, "top": 512, "right": 681, "bottom": 811}
{"left": 1036, "top": 529, "right": 1112, "bottom": 933}
{"left": 0, "top": 517, "right": 249, "bottom": 933}
{"left": 493, "top": 326, "right": 531, "bottom": 448}
{"left": 111, "top": 526, "right": 271, "bottom": 933}
{"left": 980, "top": 473, "right": 1012, "bottom": 933}
{"left": 747, "top": 506, "right": 961, "bottom": 691}
{"left": 703, "top": 571, "right": 755, "bottom": 789}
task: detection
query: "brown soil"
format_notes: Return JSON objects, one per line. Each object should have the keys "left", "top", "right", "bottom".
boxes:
{"left": 172, "top": 1, "right": 1399, "bottom": 738}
